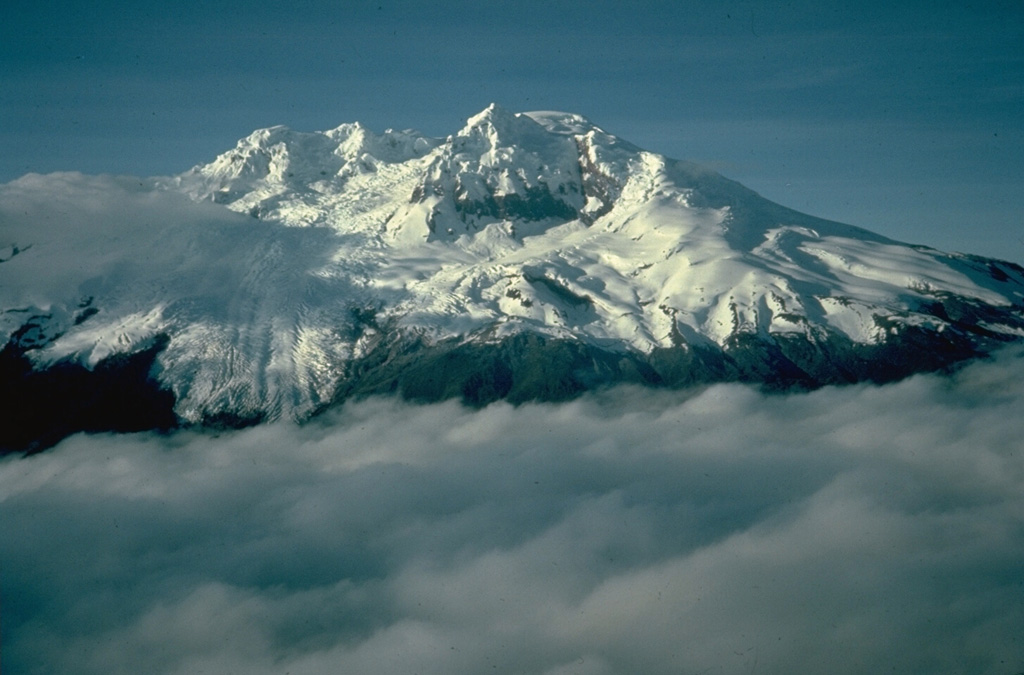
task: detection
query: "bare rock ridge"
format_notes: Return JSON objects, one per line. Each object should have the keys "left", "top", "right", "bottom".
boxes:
{"left": 3, "top": 104, "right": 1024, "bottom": 452}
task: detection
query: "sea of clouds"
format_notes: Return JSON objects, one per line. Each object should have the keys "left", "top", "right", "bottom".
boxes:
{"left": 3, "top": 346, "right": 1023, "bottom": 675}
{"left": 2, "top": 171, "right": 1023, "bottom": 673}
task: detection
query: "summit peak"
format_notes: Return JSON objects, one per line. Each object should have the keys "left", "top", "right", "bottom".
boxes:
{"left": 5, "top": 105, "right": 1024, "bottom": 449}
{"left": 459, "top": 103, "right": 537, "bottom": 138}
{"left": 466, "top": 102, "right": 513, "bottom": 124}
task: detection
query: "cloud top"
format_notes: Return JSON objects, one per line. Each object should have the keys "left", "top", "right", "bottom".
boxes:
{"left": 3, "top": 347, "right": 1024, "bottom": 674}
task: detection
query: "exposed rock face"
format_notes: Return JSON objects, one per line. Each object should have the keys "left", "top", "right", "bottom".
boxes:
{"left": 0, "top": 335, "right": 177, "bottom": 454}
{"left": 2, "top": 104, "right": 1023, "bottom": 451}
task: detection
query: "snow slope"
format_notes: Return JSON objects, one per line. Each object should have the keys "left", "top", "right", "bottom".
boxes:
{"left": 3, "top": 104, "right": 1024, "bottom": 434}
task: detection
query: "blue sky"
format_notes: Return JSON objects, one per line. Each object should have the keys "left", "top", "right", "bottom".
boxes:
{"left": 3, "top": 0, "right": 1022, "bottom": 260}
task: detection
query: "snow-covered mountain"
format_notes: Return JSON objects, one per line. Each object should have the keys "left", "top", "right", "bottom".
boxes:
{"left": 3, "top": 104, "right": 1024, "bottom": 450}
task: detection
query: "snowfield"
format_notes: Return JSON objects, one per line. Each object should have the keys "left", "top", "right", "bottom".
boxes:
{"left": 2, "top": 104, "right": 1023, "bottom": 433}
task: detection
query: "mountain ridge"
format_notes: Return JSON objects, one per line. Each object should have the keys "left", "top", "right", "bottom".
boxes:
{"left": 3, "top": 104, "right": 1023, "bottom": 451}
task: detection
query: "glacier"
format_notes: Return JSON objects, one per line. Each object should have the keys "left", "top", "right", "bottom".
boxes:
{"left": 2, "top": 103, "right": 1023, "bottom": 450}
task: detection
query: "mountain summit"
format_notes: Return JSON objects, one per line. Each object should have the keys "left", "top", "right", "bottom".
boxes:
{"left": 3, "top": 105, "right": 1024, "bottom": 450}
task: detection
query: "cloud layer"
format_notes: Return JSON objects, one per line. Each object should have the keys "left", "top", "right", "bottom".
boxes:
{"left": 3, "top": 348, "right": 1024, "bottom": 674}
{"left": 0, "top": 172, "right": 339, "bottom": 337}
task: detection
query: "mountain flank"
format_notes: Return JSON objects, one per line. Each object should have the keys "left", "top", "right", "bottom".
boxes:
{"left": 3, "top": 104, "right": 1023, "bottom": 452}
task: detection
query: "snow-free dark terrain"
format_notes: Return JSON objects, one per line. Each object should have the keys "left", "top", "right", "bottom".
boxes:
{"left": 3, "top": 104, "right": 1023, "bottom": 451}
{"left": 3, "top": 106, "right": 1024, "bottom": 675}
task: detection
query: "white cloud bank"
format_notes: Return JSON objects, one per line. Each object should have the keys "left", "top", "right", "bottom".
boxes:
{"left": 2, "top": 347, "right": 1024, "bottom": 674}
